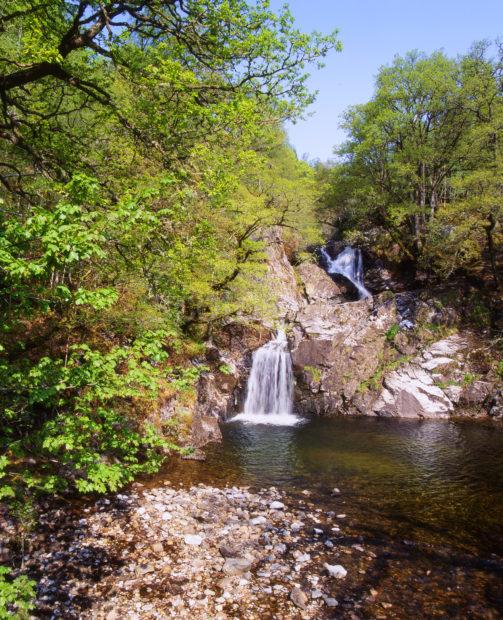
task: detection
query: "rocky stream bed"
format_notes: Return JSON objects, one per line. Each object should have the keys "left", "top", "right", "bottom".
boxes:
{"left": 6, "top": 468, "right": 502, "bottom": 619}
{"left": 16, "top": 485, "right": 359, "bottom": 619}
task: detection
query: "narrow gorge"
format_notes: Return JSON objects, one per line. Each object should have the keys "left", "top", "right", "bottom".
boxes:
{"left": 1, "top": 3, "right": 502, "bottom": 618}
{"left": 191, "top": 230, "right": 502, "bottom": 441}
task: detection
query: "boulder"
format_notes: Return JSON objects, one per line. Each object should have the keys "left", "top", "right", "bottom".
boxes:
{"left": 373, "top": 365, "right": 453, "bottom": 418}
{"left": 297, "top": 262, "right": 346, "bottom": 303}
{"left": 191, "top": 416, "right": 222, "bottom": 447}
{"left": 487, "top": 389, "right": 503, "bottom": 419}
{"left": 460, "top": 381, "right": 493, "bottom": 405}
{"left": 196, "top": 371, "right": 237, "bottom": 420}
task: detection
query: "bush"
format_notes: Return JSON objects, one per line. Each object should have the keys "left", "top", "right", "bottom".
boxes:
{"left": 0, "top": 567, "right": 36, "bottom": 620}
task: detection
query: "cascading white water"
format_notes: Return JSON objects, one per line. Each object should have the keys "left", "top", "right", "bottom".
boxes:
{"left": 231, "top": 330, "right": 300, "bottom": 426}
{"left": 320, "top": 246, "right": 371, "bottom": 300}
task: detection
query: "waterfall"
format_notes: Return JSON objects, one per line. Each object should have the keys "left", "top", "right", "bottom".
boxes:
{"left": 320, "top": 246, "right": 371, "bottom": 300}
{"left": 231, "top": 330, "right": 300, "bottom": 426}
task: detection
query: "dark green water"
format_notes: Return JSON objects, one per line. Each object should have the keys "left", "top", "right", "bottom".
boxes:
{"left": 157, "top": 416, "right": 503, "bottom": 615}
{"left": 168, "top": 417, "right": 503, "bottom": 557}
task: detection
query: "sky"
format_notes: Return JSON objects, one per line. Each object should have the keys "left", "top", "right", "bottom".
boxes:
{"left": 269, "top": 0, "right": 503, "bottom": 161}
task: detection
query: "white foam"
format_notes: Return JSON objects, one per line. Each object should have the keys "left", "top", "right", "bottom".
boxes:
{"left": 320, "top": 246, "right": 371, "bottom": 300}
{"left": 229, "top": 412, "right": 303, "bottom": 426}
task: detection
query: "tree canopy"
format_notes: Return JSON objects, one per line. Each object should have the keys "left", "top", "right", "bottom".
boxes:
{"left": 0, "top": 1, "right": 340, "bottom": 498}
{"left": 319, "top": 43, "right": 502, "bottom": 283}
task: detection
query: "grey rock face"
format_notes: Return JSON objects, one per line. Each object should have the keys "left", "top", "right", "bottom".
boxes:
{"left": 264, "top": 227, "right": 303, "bottom": 320}
{"left": 460, "top": 381, "right": 493, "bottom": 405}
{"left": 297, "top": 262, "right": 347, "bottom": 304}
{"left": 374, "top": 364, "right": 453, "bottom": 418}
{"left": 291, "top": 295, "right": 397, "bottom": 414}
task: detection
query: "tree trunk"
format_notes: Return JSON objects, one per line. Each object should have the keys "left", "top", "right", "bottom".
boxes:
{"left": 484, "top": 213, "right": 499, "bottom": 289}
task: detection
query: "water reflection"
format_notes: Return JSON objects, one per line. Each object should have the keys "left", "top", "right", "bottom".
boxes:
{"left": 194, "top": 417, "right": 503, "bottom": 556}
{"left": 222, "top": 421, "right": 301, "bottom": 486}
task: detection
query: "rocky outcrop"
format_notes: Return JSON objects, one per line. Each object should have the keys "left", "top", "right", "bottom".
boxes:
{"left": 190, "top": 231, "right": 502, "bottom": 434}
{"left": 374, "top": 365, "right": 453, "bottom": 418}
{"left": 264, "top": 228, "right": 303, "bottom": 320}
{"left": 372, "top": 335, "right": 465, "bottom": 418}
{"left": 291, "top": 295, "right": 397, "bottom": 414}
{"left": 297, "top": 262, "right": 347, "bottom": 304}
{"left": 289, "top": 264, "right": 500, "bottom": 419}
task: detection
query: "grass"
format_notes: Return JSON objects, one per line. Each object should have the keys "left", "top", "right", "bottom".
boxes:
{"left": 358, "top": 355, "right": 413, "bottom": 393}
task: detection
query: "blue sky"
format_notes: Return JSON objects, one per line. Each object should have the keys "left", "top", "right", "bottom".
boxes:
{"left": 270, "top": 0, "right": 503, "bottom": 161}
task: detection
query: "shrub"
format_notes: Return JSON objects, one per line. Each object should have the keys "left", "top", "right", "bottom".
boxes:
{"left": 0, "top": 567, "right": 36, "bottom": 620}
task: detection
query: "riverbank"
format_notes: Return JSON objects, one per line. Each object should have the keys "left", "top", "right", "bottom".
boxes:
{"left": 3, "top": 415, "right": 500, "bottom": 618}
{"left": 16, "top": 484, "right": 366, "bottom": 619}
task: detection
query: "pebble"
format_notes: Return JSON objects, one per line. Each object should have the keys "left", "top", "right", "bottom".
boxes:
{"left": 222, "top": 557, "right": 253, "bottom": 576}
{"left": 290, "top": 586, "right": 308, "bottom": 609}
{"left": 184, "top": 534, "right": 204, "bottom": 546}
{"left": 152, "top": 543, "right": 164, "bottom": 554}
{"left": 324, "top": 563, "right": 348, "bottom": 579}
{"left": 8, "top": 483, "right": 368, "bottom": 619}
{"left": 270, "top": 501, "right": 285, "bottom": 510}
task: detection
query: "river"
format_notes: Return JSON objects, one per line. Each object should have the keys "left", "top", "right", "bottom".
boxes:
{"left": 158, "top": 415, "right": 503, "bottom": 616}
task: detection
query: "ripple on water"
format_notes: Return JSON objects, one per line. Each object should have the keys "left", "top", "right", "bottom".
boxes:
{"left": 158, "top": 416, "right": 503, "bottom": 557}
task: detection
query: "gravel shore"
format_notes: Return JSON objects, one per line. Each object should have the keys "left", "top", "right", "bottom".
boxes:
{"left": 17, "top": 483, "right": 376, "bottom": 619}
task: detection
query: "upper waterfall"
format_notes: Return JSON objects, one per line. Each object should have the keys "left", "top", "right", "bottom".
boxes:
{"left": 231, "top": 330, "right": 299, "bottom": 426}
{"left": 320, "top": 246, "right": 371, "bottom": 300}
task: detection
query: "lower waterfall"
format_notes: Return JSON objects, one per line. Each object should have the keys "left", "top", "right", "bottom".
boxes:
{"left": 231, "top": 330, "right": 300, "bottom": 426}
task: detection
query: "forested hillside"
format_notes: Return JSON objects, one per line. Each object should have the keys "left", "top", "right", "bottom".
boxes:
{"left": 0, "top": 0, "right": 338, "bottom": 501}
{"left": 317, "top": 44, "right": 503, "bottom": 284}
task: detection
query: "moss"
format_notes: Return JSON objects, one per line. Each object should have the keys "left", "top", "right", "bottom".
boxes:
{"left": 434, "top": 379, "right": 460, "bottom": 389}
{"left": 219, "top": 363, "right": 233, "bottom": 375}
{"left": 304, "top": 365, "right": 322, "bottom": 383}
{"left": 385, "top": 323, "right": 400, "bottom": 342}
{"left": 462, "top": 372, "right": 478, "bottom": 386}
{"left": 380, "top": 290, "right": 395, "bottom": 302}
{"left": 358, "top": 355, "right": 413, "bottom": 393}
{"left": 296, "top": 251, "right": 316, "bottom": 264}
{"left": 413, "top": 322, "right": 458, "bottom": 346}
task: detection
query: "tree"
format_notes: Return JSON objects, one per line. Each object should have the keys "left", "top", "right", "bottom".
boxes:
{"left": 323, "top": 44, "right": 502, "bottom": 282}
{"left": 0, "top": 1, "right": 340, "bottom": 497}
